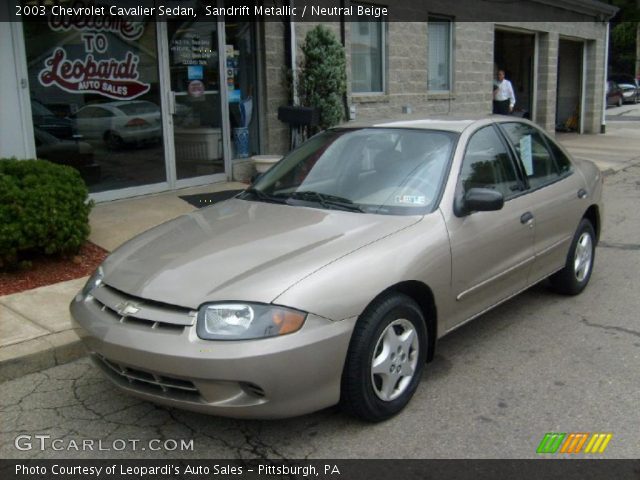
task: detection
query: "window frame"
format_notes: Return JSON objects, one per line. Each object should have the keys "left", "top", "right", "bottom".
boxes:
{"left": 454, "top": 124, "right": 526, "bottom": 215}
{"left": 350, "top": 3, "right": 388, "bottom": 95}
{"left": 496, "top": 121, "right": 574, "bottom": 193}
{"left": 427, "top": 16, "right": 454, "bottom": 93}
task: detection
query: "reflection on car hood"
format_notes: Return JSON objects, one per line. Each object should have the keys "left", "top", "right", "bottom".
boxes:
{"left": 101, "top": 199, "right": 421, "bottom": 309}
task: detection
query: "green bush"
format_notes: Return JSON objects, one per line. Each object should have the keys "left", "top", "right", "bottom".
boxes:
{"left": 0, "top": 159, "right": 93, "bottom": 267}
{"left": 298, "top": 25, "right": 347, "bottom": 131}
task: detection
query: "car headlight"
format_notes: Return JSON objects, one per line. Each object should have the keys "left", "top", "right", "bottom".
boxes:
{"left": 196, "top": 303, "right": 307, "bottom": 340}
{"left": 80, "top": 266, "right": 104, "bottom": 298}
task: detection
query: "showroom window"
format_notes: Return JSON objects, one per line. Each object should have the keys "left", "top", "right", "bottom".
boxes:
{"left": 351, "top": 7, "right": 386, "bottom": 94}
{"left": 428, "top": 18, "right": 452, "bottom": 92}
{"left": 23, "top": 13, "right": 165, "bottom": 193}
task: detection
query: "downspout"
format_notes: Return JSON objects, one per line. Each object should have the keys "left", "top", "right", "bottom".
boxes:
{"left": 601, "top": 21, "right": 609, "bottom": 134}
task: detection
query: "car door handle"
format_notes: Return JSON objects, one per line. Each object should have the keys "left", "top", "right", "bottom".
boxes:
{"left": 578, "top": 188, "right": 588, "bottom": 199}
{"left": 520, "top": 212, "right": 534, "bottom": 225}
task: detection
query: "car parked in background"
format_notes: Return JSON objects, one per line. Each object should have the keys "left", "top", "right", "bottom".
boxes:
{"left": 34, "top": 128, "right": 101, "bottom": 184}
{"left": 71, "top": 116, "right": 603, "bottom": 421}
{"left": 606, "top": 80, "right": 624, "bottom": 107}
{"left": 610, "top": 74, "right": 639, "bottom": 104}
{"left": 71, "top": 101, "right": 162, "bottom": 149}
{"left": 31, "top": 99, "right": 76, "bottom": 140}
{"left": 619, "top": 82, "right": 639, "bottom": 104}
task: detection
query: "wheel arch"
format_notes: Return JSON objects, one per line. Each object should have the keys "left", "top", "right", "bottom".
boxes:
{"left": 583, "top": 205, "right": 601, "bottom": 244}
{"left": 363, "top": 281, "right": 438, "bottom": 363}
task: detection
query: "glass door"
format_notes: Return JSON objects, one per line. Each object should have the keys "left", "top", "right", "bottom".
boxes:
{"left": 167, "top": 20, "right": 225, "bottom": 180}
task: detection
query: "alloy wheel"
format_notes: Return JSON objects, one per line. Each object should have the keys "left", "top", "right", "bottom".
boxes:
{"left": 573, "top": 232, "right": 593, "bottom": 282}
{"left": 370, "top": 318, "right": 419, "bottom": 401}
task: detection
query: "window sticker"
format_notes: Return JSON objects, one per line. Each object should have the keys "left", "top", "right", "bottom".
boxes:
{"left": 520, "top": 135, "right": 533, "bottom": 176}
{"left": 395, "top": 195, "right": 426, "bottom": 205}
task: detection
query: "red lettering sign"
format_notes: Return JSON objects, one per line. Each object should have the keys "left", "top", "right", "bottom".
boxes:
{"left": 39, "top": 49, "right": 151, "bottom": 100}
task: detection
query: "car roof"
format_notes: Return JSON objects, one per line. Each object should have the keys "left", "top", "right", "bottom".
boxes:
{"left": 336, "top": 114, "right": 518, "bottom": 133}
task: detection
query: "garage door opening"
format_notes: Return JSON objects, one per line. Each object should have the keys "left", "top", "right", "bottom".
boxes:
{"left": 494, "top": 30, "right": 535, "bottom": 119}
{"left": 556, "top": 39, "right": 584, "bottom": 133}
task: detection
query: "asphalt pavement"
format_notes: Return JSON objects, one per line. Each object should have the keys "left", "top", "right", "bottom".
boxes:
{"left": 1, "top": 114, "right": 639, "bottom": 460}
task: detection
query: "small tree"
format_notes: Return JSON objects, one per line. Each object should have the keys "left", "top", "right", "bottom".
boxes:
{"left": 298, "top": 25, "right": 347, "bottom": 131}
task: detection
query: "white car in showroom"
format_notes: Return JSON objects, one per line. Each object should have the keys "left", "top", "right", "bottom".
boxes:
{"left": 72, "top": 100, "right": 162, "bottom": 149}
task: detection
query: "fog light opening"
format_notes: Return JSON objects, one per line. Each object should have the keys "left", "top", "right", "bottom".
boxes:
{"left": 241, "top": 382, "right": 266, "bottom": 398}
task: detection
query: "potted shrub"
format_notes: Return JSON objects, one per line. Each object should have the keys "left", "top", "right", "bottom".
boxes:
{"left": 277, "top": 25, "right": 347, "bottom": 149}
{"left": 297, "top": 25, "right": 347, "bottom": 132}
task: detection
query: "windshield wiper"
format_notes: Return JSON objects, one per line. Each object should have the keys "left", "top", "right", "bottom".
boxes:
{"left": 242, "top": 187, "right": 287, "bottom": 204}
{"left": 285, "top": 191, "right": 365, "bottom": 213}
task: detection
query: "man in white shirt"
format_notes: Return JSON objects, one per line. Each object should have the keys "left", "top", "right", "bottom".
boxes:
{"left": 493, "top": 70, "right": 516, "bottom": 115}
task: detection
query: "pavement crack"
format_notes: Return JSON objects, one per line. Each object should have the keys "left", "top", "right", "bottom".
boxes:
{"left": 581, "top": 317, "right": 640, "bottom": 338}
{"left": 598, "top": 241, "right": 640, "bottom": 251}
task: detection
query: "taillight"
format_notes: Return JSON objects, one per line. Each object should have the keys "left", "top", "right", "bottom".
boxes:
{"left": 125, "top": 118, "right": 148, "bottom": 127}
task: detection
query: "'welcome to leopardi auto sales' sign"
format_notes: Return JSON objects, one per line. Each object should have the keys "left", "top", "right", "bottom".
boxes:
{"left": 38, "top": 5, "right": 151, "bottom": 100}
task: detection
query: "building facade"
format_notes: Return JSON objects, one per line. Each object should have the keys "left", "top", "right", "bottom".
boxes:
{"left": 0, "top": 0, "right": 617, "bottom": 202}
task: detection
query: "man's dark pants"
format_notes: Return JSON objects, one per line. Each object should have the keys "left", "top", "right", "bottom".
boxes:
{"left": 493, "top": 100, "right": 510, "bottom": 115}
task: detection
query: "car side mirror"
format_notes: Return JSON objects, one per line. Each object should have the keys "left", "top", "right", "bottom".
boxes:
{"left": 465, "top": 188, "right": 504, "bottom": 212}
{"left": 458, "top": 188, "right": 504, "bottom": 215}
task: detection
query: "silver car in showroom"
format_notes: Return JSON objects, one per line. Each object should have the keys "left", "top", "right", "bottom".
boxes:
{"left": 71, "top": 116, "right": 603, "bottom": 421}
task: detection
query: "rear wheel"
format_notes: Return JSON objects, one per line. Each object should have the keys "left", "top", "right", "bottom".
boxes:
{"left": 549, "top": 219, "right": 596, "bottom": 295}
{"left": 341, "top": 293, "right": 427, "bottom": 422}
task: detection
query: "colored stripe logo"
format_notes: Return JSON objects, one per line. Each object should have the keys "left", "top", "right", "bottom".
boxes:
{"left": 537, "top": 433, "right": 612, "bottom": 454}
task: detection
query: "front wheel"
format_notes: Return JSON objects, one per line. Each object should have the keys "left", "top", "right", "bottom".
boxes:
{"left": 341, "top": 293, "right": 427, "bottom": 422}
{"left": 105, "top": 131, "right": 124, "bottom": 150}
{"left": 549, "top": 219, "right": 596, "bottom": 295}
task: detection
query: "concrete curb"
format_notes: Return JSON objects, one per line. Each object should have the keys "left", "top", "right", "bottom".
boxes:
{"left": 0, "top": 330, "right": 86, "bottom": 383}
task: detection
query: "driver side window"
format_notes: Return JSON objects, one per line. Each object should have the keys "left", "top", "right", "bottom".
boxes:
{"left": 459, "top": 126, "right": 521, "bottom": 199}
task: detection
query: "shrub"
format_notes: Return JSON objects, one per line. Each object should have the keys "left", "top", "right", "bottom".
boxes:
{"left": 298, "top": 25, "right": 347, "bottom": 131}
{"left": 0, "top": 159, "right": 93, "bottom": 267}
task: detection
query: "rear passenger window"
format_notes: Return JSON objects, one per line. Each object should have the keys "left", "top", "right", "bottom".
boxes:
{"left": 501, "top": 122, "right": 562, "bottom": 189}
{"left": 459, "top": 126, "right": 521, "bottom": 199}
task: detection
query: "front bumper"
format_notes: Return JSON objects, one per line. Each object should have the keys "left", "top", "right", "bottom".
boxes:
{"left": 70, "top": 292, "right": 356, "bottom": 419}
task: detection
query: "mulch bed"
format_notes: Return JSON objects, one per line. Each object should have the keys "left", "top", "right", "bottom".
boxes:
{"left": 0, "top": 242, "right": 109, "bottom": 296}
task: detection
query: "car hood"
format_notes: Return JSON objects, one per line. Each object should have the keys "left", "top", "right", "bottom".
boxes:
{"left": 101, "top": 199, "right": 421, "bottom": 309}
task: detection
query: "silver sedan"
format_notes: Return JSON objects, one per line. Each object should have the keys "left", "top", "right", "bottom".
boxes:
{"left": 71, "top": 116, "right": 603, "bottom": 421}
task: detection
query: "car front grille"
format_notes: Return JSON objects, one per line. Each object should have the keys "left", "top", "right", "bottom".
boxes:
{"left": 88, "top": 283, "right": 196, "bottom": 333}
{"left": 94, "top": 354, "right": 201, "bottom": 401}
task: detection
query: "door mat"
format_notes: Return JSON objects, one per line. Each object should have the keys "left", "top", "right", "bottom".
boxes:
{"left": 179, "top": 189, "right": 243, "bottom": 208}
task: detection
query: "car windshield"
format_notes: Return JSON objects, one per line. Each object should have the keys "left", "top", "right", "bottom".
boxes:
{"left": 243, "top": 128, "right": 456, "bottom": 215}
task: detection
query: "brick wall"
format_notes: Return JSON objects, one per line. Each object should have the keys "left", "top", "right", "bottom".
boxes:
{"left": 260, "top": 17, "right": 609, "bottom": 155}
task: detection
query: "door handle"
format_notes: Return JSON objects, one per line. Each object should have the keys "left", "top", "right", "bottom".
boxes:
{"left": 520, "top": 211, "right": 534, "bottom": 225}
{"left": 578, "top": 188, "right": 588, "bottom": 199}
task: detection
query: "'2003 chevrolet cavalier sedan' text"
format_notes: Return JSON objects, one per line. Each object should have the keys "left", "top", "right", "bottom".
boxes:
{"left": 71, "top": 116, "right": 603, "bottom": 421}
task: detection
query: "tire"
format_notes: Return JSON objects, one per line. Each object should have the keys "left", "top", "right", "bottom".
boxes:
{"left": 549, "top": 219, "right": 596, "bottom": 295}
{"left": 341, "top": 293, "right": 428, "bottom": 422}
{"left": 105, "top": 131, "right": 124, "bottom": 150}
{"left": 617, "top": 97, "right": 623, "bottom": 107}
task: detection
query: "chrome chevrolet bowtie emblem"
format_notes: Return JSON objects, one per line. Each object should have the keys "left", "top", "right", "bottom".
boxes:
{"left": 115, "top": 301, "right": 140, "bottom": 316}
